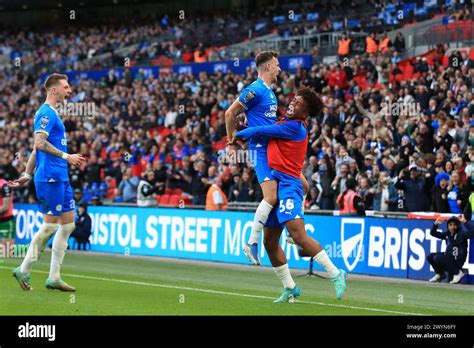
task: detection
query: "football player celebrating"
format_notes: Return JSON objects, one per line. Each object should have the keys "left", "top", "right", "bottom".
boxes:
{"left": 11, "top": 73, "right": 86, "bottom": 291}
{"left": 236, "top": 87, "right": 347, "bottom": 302}
{"left": 225, "top": 51, "right": 309, "bottom": 265}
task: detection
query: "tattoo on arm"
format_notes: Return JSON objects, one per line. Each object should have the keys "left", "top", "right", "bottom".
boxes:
{"left": 34, "top": 132, "right": 64, "bottom": 158}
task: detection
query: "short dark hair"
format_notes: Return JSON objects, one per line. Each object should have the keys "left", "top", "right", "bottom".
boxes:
{"left": 296, "top": 87, "right": 323, "bottom": 117}
{"left": 255, "top": 51, "right": 279, "bottom": 67}
{"left": 44, "top": 73, "right": 68, "bottom": 90}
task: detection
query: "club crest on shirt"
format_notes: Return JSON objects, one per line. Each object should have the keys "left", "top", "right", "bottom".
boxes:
{"left": 40, "top": 116, "right": 49, "bottom": 128}
{"left": 244, "top": 90, "right": 256, "bottom": 103}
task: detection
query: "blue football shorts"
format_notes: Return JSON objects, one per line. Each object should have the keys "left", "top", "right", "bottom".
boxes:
{"left": 35, "top": 181, "right": 75, "bottom": 216}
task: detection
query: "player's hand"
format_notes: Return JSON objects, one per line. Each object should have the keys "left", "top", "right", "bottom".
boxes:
{"left": 67, "top": 154, "right": 87, "bottom": 167}
{"left": 458, "top": 214, "right": 467, "bottom": 224}
{"left": 434, "top": 216, "right": 444, "bottom": 225}
{"left": 8, "top": 174, "right": 31, "bottom": 188}
{"left": 226, "top": 142, "right": 241, "bottom": 165}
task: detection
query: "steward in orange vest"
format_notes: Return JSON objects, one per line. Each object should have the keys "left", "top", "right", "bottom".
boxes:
{"left": 338, "top": 33, "right": 351, "bottom": 57}
{"left": 205, "top": 179, "right": 228, "bottom": 211}
{"left": 366, "top": 33, "right": 378, "bottom": 55}
{"left": 378, "top": 34, "right": 391, "bottom": 54}
{"left": 336, "top": 178, "right": 365, "bottom": 216}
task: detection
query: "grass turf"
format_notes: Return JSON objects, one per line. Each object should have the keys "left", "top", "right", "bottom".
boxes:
{"left": 0, "top": 251, "right": 473, "bottom": 316}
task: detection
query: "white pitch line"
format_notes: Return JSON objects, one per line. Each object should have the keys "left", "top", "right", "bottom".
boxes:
{"left": 0, "top": 266, "right": 427, "bottom": 316}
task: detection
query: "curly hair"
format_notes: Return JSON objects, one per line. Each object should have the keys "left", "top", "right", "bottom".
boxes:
{"left": 296, "top": 87, "right": 323, "bottom": 118}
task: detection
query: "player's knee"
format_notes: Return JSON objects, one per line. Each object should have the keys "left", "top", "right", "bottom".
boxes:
{"left": 263, "top": 236, "right": 278, "bottom": 251}
{"left": 264, "top": 194, "right": 277, "bottom": 206}
{"left": 42, "top": 223, "right": 59, "bottom": 237}
{"left": 290, "top": 233, "right": 304, "bottom": 246}
{"left": 61, "top": 222, "right": 76, "bottom": 236}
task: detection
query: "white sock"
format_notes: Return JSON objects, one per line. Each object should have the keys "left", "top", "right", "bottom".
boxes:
{"left": 49, "top": 222, "right": 75, "bottom": 280}
{"left": 273, "top": 264, "right": 296, "bottom": 289}
{"left": 20, "top": 223, "right": 58, "bottom": 274}
{"left": 248, "top": 199, "right": 273, "bottom": 245}
{"left": 313, "top": 249, "right": 340, "bottom": 278}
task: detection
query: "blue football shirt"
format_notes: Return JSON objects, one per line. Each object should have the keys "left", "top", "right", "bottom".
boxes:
{"left": 238, "top": 78, "right": 278, "bottom": 149}
{"left": 33, "top": 103, "right": 69, "bottom": 182}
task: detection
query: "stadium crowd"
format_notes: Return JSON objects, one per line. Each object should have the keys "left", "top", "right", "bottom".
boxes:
{"left": 1, "top": 35, "right": 473, "bottom": 214}
{"left": 0, "top": 0, "right": 459, "bottom": 75}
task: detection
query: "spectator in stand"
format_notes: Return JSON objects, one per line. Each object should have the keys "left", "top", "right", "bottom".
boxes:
{"left": 445, "top": 160, "right": 454, "bottom": 175}
{"left": 190, "top": 161, "right": 208, "bottom": 205}
{"left": 432, "top": 172, "right": 450, "bottom": 213}
{"left": 205, "top": 177, "right": 227, "bottom": 210}
{"left": 396, "top": 165, "right": 430, "bottom": 212}
{"left": 370, "top": 171, "right": 397, "bottom": 212}
{"left": 228, "top": 170, "right": 255, "bottom": 202}
{"left": 137, "top": 171, "right": 158, "bottom": 207}
{"left": 114, "top": 168, "right": 139, "bottom": 203}
{"left": 357, "top": 176, "right": 373, "bottom": 210}
{"left": 393, "top": 32, "right": 406, "bottom": 53}
{"left": 73, "top": 189, "right": 86, "bottom": 206}
{"left": 336, "top": 178, "right": 365, "bottom": 216}
{"left": 83, "top": 154, "right": 103, "bottom": 185}
{"left": 465, "top": 150, "right": 474, "bottom": 191}
{"left": 331, "top": 162, "right": 352, "bottom": 202}
{"left": 447, "top": 170, "right": 468, "bottom": 214}
{"left": 315, "top": 152, "right": 336, "bottom": 210}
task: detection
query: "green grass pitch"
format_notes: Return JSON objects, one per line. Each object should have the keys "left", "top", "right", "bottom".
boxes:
{"left": 0, "top": 251, "right": 473, "bottom": 315}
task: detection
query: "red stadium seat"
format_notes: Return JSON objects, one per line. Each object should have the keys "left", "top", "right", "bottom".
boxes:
{"left": 168, "top": 195, "right": 181, "bottom": 206}
{"left": 159, "top": 194, "right": 170, "bottom": 205}
{"left": 156, "top": 195, "right": 161, "bottom": 204}
{"left": 165, "top": 188, "right": 172, "bottom": 195}
{"left": 171, "top": 188, "right": 183, "bottom": 196}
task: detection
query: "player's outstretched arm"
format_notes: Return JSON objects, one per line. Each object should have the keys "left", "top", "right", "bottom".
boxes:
{"left": 34, "top": 132, "right": 86, "bottom": 167}
{"left": 236, "top": 122, "right": 301, "bottom": 141}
